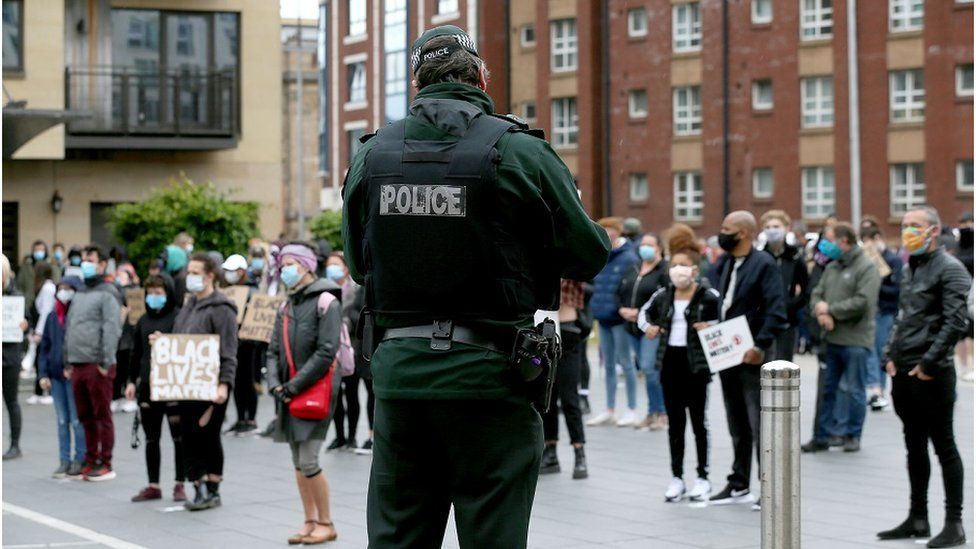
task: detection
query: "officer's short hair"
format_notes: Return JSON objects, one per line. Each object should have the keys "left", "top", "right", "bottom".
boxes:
{"left": 415, "top": 36, "right": 489, "bottom": 89}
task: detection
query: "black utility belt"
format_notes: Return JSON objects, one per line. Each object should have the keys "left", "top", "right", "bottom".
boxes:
{"left": 381, "top": 320, "right": 511, "bottom": 354}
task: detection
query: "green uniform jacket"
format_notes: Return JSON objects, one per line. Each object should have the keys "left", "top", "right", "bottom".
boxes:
{"left": 342, "top": 82, "right": 611, "bottom": 400}
{"left": 810, "top": 246, "right": 881, "bottom": 349}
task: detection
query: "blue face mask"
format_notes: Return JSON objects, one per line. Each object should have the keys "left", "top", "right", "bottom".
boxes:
{"left": 81, "top": 261, "right": 98, "bottom": 279}
{"left": 280, "top": 264, "right": 302, "bottom": 288}
{"left": 325, "top": 264, "right": 345, "bottom": 281}
{"left": 69, "top": 256, "right": 82, "bottom": 266}
{"left": 33, "top": 250, "right": 46, "bottom": 261}
{"left": 53, "top": 250, "right": 63, "bottom": 262}
{"left": 146, "top": 294, "right": 167, "bottom": 311}
{"left": 817, "top": 238, "right": 843, "bottom": 261}
{"left": 250, "top": 258, "right": 265, "bottom": 271}
{"left": 638, "top": 245, "right": 656, "bottom": 261}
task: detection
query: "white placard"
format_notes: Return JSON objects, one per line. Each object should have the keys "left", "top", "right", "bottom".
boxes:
{"left": 150, "top": 334, "right": 220, "bottom": 401}
{"left": 696, "top": 315, "right": 755, "bottom": 373}
{"left": 2, "top": 296, "right": 25, "bottom": 343}
{"left": 534, "top": 310, "right": 560, "bottom": 338}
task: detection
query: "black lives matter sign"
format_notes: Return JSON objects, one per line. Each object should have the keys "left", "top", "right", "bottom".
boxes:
{"left": 150, "top": 334, "right": 220, "bottom": 401}
{"left": 239, "top": 294, "right": 284, "bottom": 344}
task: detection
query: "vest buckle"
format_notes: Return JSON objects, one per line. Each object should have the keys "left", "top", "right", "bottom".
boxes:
{"left": 431, "top": 319, "right": 454, "bottom": 351}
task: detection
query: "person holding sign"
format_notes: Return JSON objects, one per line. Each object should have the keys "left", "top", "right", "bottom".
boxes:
{"left": 221, "top": 254, "right": 263, "bottom": 435}
{"left": 2, "top": 254, "right": 29, "bottom": 460}
{"left": 163, "top": 253, "right": 239, "bottom": 511}
{"left": 265, "top": 243, "right": 343, "bottom": 545}
{"left": 639, "top": 224, "right": 721, "bottom": 503}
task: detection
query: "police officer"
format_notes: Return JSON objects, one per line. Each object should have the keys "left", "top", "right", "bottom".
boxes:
{"left": 342, "top": 25, "right": 610, "bottom": 549}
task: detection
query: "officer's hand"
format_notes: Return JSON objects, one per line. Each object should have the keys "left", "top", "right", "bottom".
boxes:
{"left": 645, "top": 326, "right": 661, "bottom": 340}
{"left": 885, "top": 361, "right": 896, "bottom": 377}
{"left": 908, "top": 365, "right": 933, "bottom": 381}
{"left": 39, "top": 377, "right": 51, "bottom": 391}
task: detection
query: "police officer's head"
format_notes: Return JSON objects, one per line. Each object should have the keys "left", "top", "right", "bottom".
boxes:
{"left": 411, "top": 25, "right": 488, "bottom": 91}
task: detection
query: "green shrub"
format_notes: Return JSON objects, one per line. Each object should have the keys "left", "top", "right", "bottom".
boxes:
{"left": 309, "top": 209, "right": 343, "bottom": 251}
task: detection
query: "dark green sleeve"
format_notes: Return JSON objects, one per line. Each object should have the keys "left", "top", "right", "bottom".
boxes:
{"left": 342, "top": 140, "right": 376, "bottom": 286}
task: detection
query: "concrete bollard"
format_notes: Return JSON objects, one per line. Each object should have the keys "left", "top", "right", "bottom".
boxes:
{"left": 760, "top": 360, "right": 801, "bottom": 549}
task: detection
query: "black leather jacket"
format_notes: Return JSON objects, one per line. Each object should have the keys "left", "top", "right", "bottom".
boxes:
{"left": 884, "top": 248, "right": 972, "bottom": 375}
{"left": 640, "top": 283, "right": 721, "bottom": 376}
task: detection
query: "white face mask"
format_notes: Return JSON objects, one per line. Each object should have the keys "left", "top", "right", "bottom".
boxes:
{"left": 224, "top": 270, "right": 241, "bottom": 284}
{"left": 669, "top": 265, "right": 695, "bottom": 290}
{"left": 186, "top": 274, "right": 206, "bottom": 294}
{"left": 56, "top": 289, "right": 75, "bottom": 303}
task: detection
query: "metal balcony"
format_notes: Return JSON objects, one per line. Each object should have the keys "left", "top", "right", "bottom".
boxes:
{"left": 64, "top": 66, "right": 239, "bottom": 151}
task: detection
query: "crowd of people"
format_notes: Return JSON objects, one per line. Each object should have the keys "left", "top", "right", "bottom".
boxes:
{"left": 2, "top": 204, "right": 973, "bottom": 547}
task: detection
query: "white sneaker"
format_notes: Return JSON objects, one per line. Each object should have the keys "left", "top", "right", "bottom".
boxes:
{"left": 664, "top": 477, "right": 685, "bottom": 502}
{"left": 38, "top": 395, "right": 54, "bottom": 405}
{"left": 687, "top": 478, "right": 711, "bottom": 502}
{"left": 616, "top": 409, "right": 637, "bottom": 427}
{"left": 121, "top": 400, "right": 138, "bottom": 413}
{"left": 752, "top": 502, "right": 761, "bottom": 512}
{"left": 586, "top": 411, "right": 616, "bottom": 427}
{"left": 109, "top": 400, "right": 121, "bottom": 413}
{"left": 26, "top": 395, "right": 40, "bottom": 405}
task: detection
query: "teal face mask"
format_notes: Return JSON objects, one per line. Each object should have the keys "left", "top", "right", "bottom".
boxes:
{"left": 817, "top": 238, "right": 843, "bottom": 261}
{"left": 146, "top": 294, "right": 167, "bottom": 311}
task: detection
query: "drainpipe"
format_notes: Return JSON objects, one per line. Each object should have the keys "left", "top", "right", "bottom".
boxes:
{"left": 721, "top": 0, "right": 730, "bottom": 216}
{"left": 601, "top": 0, "right": 611, "bottom": 216}
{"left": 847, "top": 0, "right": 862, "bottom": 225}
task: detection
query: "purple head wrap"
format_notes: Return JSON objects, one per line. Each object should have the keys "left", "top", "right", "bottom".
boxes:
{"left": 279, "top": 244, "right": 318, "bottom": 274}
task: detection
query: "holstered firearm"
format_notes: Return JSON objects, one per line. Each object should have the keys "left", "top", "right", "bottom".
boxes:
{"left": 510, "top": 318, "right": 561, "bottom": 413}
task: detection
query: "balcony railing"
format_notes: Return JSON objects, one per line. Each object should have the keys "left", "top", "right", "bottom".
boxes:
{"left": 65, "top": 66, "right": 238, "bottom": 150}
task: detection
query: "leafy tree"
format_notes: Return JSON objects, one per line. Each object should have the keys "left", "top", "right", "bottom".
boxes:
{"left": 109, "top": 174, "right": 259, "bottom": 276}
{"left": 309, "top": 209, "right": 343, "bottom": 252}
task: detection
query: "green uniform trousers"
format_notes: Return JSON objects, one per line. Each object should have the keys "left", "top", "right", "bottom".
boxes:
{"left": 367, "top": 395, "right": 543, "bottom": 548}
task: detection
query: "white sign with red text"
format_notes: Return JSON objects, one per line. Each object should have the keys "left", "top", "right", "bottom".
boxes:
{"left": 697, "top": 315, "right": 754, "bottom": 373}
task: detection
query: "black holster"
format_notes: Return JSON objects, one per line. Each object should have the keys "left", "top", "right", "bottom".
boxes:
{"left": 510, "top": 319, "right": 560, "bottom": 413}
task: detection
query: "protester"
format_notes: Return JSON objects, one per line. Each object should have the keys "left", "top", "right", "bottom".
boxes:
{"left": 345, "top": 275, "right": 375, "bottom": 456}
{"left": 639, "top": 224, "right": 719, "bottom": 502}
{"left": 112, "top": 263, "right": 139, "bottom": 414}
{"left": 878, "top": 206, "right": 970, "bottom": 548}
{"left": 759, "top": 210, "right": 809, "bottom": 362}
{"left": 2, "top": 254, "right": 29, "bottom": 460}
{"left": 578, "top": 282, "right": 595, "bottom": 414}
{"left": 622, "top": 218, "right": 643, "bottom": 245}
{"left": 539, "top": 279, "right": 589, "bottom": 480}
{"left": 65, "top": 245, "right": 123, "bottom": 480}
{"left": 860, "top": 224, "right": 902, "bottom": 410}
{"left": 164, "top": 244, "right": 188, "bottom": 305}
{"left": 323, "top": 254, "right": 361, "bottom": 451}
{"left": 164, "top": 252, "right": 238, "bottom": 510}
{"left": 174, "top": 232, "right": 195, "bottom": 255}
{"left": 17, "top": 240, "right": 60, "bottom": 303}
{"left": 125, "top": 274, "right": 186, "bottom": 503}
{"left": 707, "top": 211, "right": 786, "bottom": 508}
{"left": 248, "top": 245, "right": 269, "bottom": 291}
{"left": 266, "top": 243, "right": 341, "bottom": 544}
{"left": 617, "top": 233, "right": 669, "bottom": 430}
{"left": 38, "top": 276, "right": 86, "bottom": 477}
{"left": 588, "top": 217, "right": 641, "bottom": 427}
{"left": 801, "top": 223, "right": 881, "bottom": 453}
{"left": 222, "top": 254, "right": 262, "bottom": 435}
{"left": 52, "top": 243, "right": 67, "bottom": 270}
{"left": 955, "top": 213, "right": 974, "bottom": 382}
{"left": 28, "top": 260, "right": 57, "bottom": 405}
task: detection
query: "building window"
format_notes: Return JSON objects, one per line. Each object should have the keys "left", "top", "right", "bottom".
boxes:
{"left": 889, "top": 0, "right": 923, "bottom": 32}
{"left": 890, "top": 163, "right": 926, "bottom": 216}
{"left": 752, "top": 79, "right": 773, "bottom": 111}
{"left": 890, "top": 69, "right": 925, "bottom": 122}
{"left": 2, "top": 0, "right": 23, "bottom": 72}
{"left": 628, "top": 89, "right": 649, "bottom": 119}
{"left": 956, "top": 64, "right": 973, "bottom": 97}
{"left": 348, "top": 0, "right": 366, "bottom": 37}
{"left": 347, "top": 62, "right": 366, "bottom": 105}
{"left": 348, "top": 127, "right": 366, "bottom": 164}
{"left": 958, "top": 160, "right": 974, "bottom": 192}
{"left": 628, "top": 8, "right": 648, "bottom": 37}
{"left": 802, "top": 167, "right": 835, "bottom": 219}
{"left": 672, "top": 3, "right": 702, "bottom": 53}
{"left": 753, "top": 168, "right": 774, "bottom": 199}
{"left": 550, "top": 19, "right": 577, "bottom": 72}
{"left": 674, "top": 172, "right": 703, "bottom": 221}
{"left": 384, "top": 0, "right": 408, "bottom": 123}
{"left": 801, "top": 76, "right": 833, "bottom": 128}
{"left": 551, "top": 97, "right": 579, "bottom": 148}
{"left": 521, "top": 101, "right": 536, "bottom": 121}
{"left": 673, "top": 86, "right": 702, "bottom": 136}
{"left": 800, "top": 0, "right": 832, "bottom": 40}
{"left": 752, "top": 0, "right": 773, "bottom": 24}
{"left": 629, "top": 173, "right": 649, "bottom": 202}
{"left": 437, "top": 0, "right": 459, "bottom": 15}
{"left": 520, "top": 24, "right": 535, "bottom": 47}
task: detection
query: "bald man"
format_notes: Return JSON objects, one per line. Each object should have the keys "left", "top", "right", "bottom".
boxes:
{"left": 707, "top": 211, "right": 787, "bottom": 508}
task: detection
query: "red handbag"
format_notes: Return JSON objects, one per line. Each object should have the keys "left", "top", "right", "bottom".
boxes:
{"left": 282, "top": 303, "right": 335, "bottom": 420}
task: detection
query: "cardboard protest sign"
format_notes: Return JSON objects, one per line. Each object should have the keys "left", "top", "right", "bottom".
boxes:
{"left": 696, "top": 315, "right": 755, "bottom": 373}
{"left": 2, "top": 296, "right": 25, "bottom": 343}
{"left": 126, "top": 288, "right": 146, "bottom": 325}
{"left": 862, "top": 242, "right": 892, "bottom": 278}
{"left": 239, "top": 294, "right": 284, "bottom": 343}
{"left": 150, "top": 334, "right": 220, "bottom": 401}
{"left": 220, "top": 286, "right": 250, "bottom": 325}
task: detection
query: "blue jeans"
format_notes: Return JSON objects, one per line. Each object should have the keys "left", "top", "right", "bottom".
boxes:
{"left": 598, "top": 323, "right": 637, "bottom": 411}
{"left": 816, "top": 344, "right": 870, "bottom": 440}
{"left": 865, "top": 312, "right": 896, "bottom": 391}
{"left": 50, "top": 377, "right": 86, "bottom": 463}
{"left": 630, "top": 333, "right": 665, "bottom": 414}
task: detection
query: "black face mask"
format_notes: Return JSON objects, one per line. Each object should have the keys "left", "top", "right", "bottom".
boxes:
{"left": 718, "top": 232, "right": 740, "bottom": 252}
{"left": 960, "top": 227, "right": 974, "bottom": 249}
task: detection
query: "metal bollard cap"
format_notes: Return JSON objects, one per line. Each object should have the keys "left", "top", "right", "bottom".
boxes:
{"left": 761, "top": 360, "right": 800, "bottom": 380}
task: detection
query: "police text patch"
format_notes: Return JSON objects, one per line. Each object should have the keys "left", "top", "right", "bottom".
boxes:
{"left": 379, "top": 184, "right": 467, "bottom": 217}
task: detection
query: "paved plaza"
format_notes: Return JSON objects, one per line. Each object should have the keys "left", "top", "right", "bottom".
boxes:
{"left": 2, "top": 350, "right": 973, "bottom": 548}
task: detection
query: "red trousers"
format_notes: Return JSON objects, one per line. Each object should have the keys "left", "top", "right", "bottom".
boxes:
{"left": 71, "top": 364, "right": 115, "bottom": 465}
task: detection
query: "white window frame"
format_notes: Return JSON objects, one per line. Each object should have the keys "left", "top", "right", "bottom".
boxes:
{"left": 347, "top": 0, "right": 367, "bottom": 38}
{"left": 800, "top": 0, "right": 832, "bottom": 41}
{"left": 889, "top": 163, "right": 926, "bottom": 216}
{"left": 628, "top": 8, "right": 648, "bottom": 38}
{"left": 550, "top": 19, "right": 578, "bottom": 73}
{"left": 752, "top": 79, "right": 773, "bottom": 111}
{"left": 673, "top": 172, "right": 704, "bottom": 221}
{"left": 801, "top": 76, "right": 834, "bottom": 128}
{"left": 752, "top": 168, "right": 774, "bottom": 199}
{"left": 890, "top": 69, "right": 925, "bottom": 122}
{"left": 521, "top": 101, "right": 537, "bottom": 122}
{"left": 551, "top": 97, "right": 579, "bottom": 149}
{"left": 346, "top": 61, "right": 367, "bottom": 108}
{"left": 672, "top": 3, "right": 702, "bottom": 53}
{"left": 629, "top": 173, "right": 649, "bottom": 202}
{"left": 437, "top": 0, "right": 459, "bottom": 16}
{"left": 889, "top": 0, "right": 923, "bottom": 32}
{"left": 520, "top": 24, "right": 536, "bottom": 47}
{"left": 628, "top": 89, "right": 649, "bottom": 119}
{"left": 956, "top": 64, "right": 974, "bottom": 98}
{"left": 801, "top": 166, "right": 835, "bottom": 219}
{"left": 957, "top": 160, "right": 974, "bottom": 192}
{"left": 673, "top": 86, "right": 702, "bottom": 136}
{"left": 752, "top": 0, "right": 773, "bottom": 24}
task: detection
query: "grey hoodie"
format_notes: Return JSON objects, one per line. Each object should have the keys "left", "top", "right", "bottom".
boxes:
{"left": 173, "top": 289, "right": 239, "bottom": 387}
{"left": 65, "top": 279, "right": 123, "bottom": 367}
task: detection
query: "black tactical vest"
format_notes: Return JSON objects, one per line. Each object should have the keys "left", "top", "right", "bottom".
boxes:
{"left": 362, "top": 112, "right": 544, "bottom": 322}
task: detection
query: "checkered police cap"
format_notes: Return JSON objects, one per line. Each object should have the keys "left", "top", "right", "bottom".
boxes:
{"left": 410, "top": 25, "right": 480, "bottom": 75}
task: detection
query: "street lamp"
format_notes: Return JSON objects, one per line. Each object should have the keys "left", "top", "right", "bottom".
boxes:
{"left": 50, "top": 190, "right": 63, "bottom": 214}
